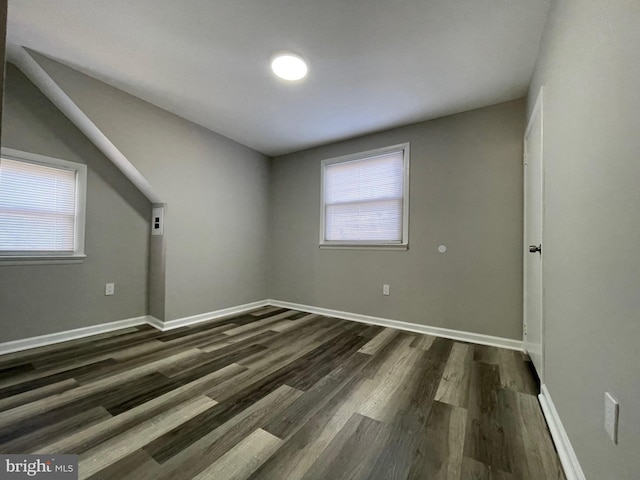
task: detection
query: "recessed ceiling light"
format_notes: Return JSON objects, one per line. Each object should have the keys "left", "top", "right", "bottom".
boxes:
{"left": 271, "top": 53, "right": 308, "bottom": 81}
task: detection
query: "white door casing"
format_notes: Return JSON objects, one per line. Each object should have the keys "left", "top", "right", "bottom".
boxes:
{"left": 523, "top": 87, "right": 544, "bottom": 381}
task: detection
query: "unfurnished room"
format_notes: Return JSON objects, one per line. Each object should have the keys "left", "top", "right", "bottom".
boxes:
{"left": 0, "top": 1, "right": 638, "bottom": 479}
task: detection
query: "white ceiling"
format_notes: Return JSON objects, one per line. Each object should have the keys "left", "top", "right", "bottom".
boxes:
{"left": 7, "top": 0, "right": 550, "bottom": 156}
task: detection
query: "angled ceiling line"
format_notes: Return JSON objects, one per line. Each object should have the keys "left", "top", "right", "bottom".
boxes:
{"left": 7, "top": 1, "right": 550, "bottom": 156}
{"left": 6, "top": 44, "right": 163, "bottom": 204}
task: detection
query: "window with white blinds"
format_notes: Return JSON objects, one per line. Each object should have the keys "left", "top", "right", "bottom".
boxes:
{"left": 320, "top": 144, "right": 410, "bottom": 248}
{"left": 0, "top": 150, "right": 86, "bottom": 257}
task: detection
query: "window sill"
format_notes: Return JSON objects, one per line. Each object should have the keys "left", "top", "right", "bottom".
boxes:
{"left": 319, "top": 244, "right": 408, "bottom": 251}
{"left": 0, "top": 254, "right": 86, "bottom": 266}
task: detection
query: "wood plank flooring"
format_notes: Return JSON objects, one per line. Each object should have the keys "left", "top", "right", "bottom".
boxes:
{"left": 0, "top": 308, "right": 565, "bottom": 479}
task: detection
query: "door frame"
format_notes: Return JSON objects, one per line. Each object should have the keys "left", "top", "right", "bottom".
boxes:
{"left": 523, "top": 86, "right": 545, "bottom": 381}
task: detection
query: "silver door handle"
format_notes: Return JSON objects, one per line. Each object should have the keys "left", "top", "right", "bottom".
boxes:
{"left": 529, "top": 244, "right": 542, "bottom": 254}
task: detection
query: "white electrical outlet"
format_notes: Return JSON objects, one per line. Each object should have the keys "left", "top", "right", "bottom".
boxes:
{"left": 604, "top": 392, "right": 619, "bottom": 444}
{"left": 383, "top": 284, "right": 390, "bottom": 296}
{"left": 105, "top": 283, "right": 115, "bottom": 296}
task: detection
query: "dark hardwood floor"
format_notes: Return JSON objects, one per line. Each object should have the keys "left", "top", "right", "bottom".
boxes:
{"left": 0, "top": 308, "right": 565, "bottom": 479}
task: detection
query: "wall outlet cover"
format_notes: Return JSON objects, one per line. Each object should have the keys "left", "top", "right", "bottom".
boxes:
{"left": 105, "top": 283, "right": 115, "bottom": 296}
{"left": 152, "top": 206, "right": 164, "bottom": 236}
{"left": 604, "top": 392, "right": 619, "bottom": 444}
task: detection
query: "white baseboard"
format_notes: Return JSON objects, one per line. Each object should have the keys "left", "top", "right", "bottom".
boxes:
{"left": 538, "top": 384, "right": 586, "bottom": 480}
{"left": 0, "top": 316, "right": 148, "bottom": 355}
{"left": 152, "top": 300, "right": 270, "bottom": 331}
{"left": 144, "top": 315, "right": 164, "bottom": 331}
{"left": 267, "top": 299, "right": 523, "bottom": 351}
{"left": 0, "top": 299, "right": 522, "bottom": 355}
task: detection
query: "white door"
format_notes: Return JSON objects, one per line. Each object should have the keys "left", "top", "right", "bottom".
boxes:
{"left": 524, "top": 88, "right": 544, "bottom": 381}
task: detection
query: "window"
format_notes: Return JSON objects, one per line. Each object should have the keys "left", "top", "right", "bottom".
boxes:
{"left": 320, "top": 143, "right": 410, "bottom": 249}
{"left": 0, "top": 149, "right": 86, "bottom": 263}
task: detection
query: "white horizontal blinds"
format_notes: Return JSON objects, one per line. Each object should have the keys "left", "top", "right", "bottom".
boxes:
{"left": 0, "top": 158, "right": 77, "bottom": 252}
{"left": 325, "top": 150, "right": 404, "bottom": 242}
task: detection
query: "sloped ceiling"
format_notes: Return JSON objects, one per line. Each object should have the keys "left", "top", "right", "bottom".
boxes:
{"left": 8, "top": 0, "right": 550, "bottom": 156}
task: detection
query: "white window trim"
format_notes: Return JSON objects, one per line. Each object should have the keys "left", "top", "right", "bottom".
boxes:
{"left": 319, "top": 143, "right": 410, "bottom": 250}
{"left": 0, "top": 148, "right": 87, "bottom": 265}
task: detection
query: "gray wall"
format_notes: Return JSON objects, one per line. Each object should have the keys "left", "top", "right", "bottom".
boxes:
{"left": 528, "top": 0, "right": 640, "bottom": 478}
{"left": 28, "top": 53, "right": 271, "bottom": 321}
{"left": 269, "top": 99, "right": 525, "bottom": 339}
{"left": 0, "top": 64, "right": 150, "bottom": 342}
